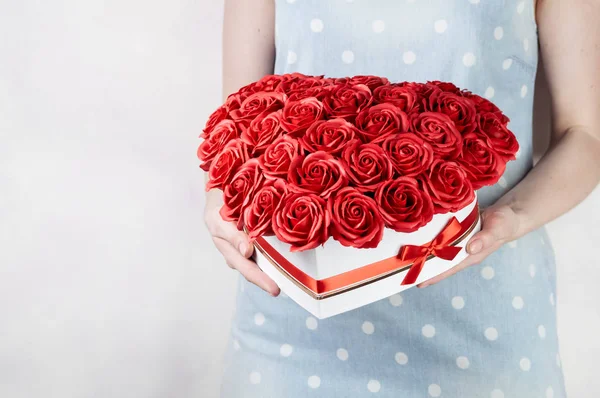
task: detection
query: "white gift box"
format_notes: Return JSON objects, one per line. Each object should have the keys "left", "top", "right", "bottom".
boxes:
{"left": 252, "top": 195, "right": 481, "bottom": 319}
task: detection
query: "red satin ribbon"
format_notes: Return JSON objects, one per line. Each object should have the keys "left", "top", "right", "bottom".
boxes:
{"left": 254, "top": 204, "right": 479, "bottom": 297}
{"left": 397, "top": 217, "right": 463, "bottom": 285}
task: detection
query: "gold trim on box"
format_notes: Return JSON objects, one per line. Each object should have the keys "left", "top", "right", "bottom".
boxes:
{"left": 247, "top": 209, "right": 481, "bottom": 300}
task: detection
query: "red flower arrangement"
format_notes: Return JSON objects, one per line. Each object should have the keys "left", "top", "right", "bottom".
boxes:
{"left": 199, "top": 73, "right": 518, "bottom": 252}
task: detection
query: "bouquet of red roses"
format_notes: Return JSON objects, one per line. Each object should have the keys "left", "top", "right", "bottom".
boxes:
{"left": 199, "top": 73, "right": 518, "bottom": 252}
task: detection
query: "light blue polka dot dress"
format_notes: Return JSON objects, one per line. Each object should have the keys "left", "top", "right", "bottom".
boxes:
{"left": 220, "top": 1, "right": 568, "bottom": 397}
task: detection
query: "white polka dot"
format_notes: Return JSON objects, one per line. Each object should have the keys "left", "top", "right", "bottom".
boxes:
{"left": 508, "top": 240, "right": 517, "bottom": 248}
{"left": 233, "top": 339, "right": 241, "bottom": 350}
{"left": 286, "top": 0, "right": 296, "bottom": 3}
{"left": 287, "top": 50, "right": 297, "bottom": 64}
{"left": 550, "top": 293, "right": 555, "bottom": 306}
{"left": 249, "top": 371, "right": 261, "bottom": 384}
{"left": 367, "top": 379, "right": 381, "bottom": 393}
{"left": 307, "top": 375, "right": 321, "bottom": 389}
{"left": 484, "top": 86, "right": 495, "bottom": 98}
{"left": 512, "top": 296, "right": 524, "bottom": 310}
{"left": 463, "top": 52, "right": 476, "bottom": 67}
{"left": 452, "top": 296, "right": 465, "bottom": 310}
{"left": 521, "top": 85, "right": 528, "bottom": 98}
{"left": 520, "top": 357, "right": 532, "bottom": 371}
{"left": 546, "top": 386, "right": 554, "bottom": 398}
{"left": 556, "top": 353, "right": 561, "bottom": 367}
{"left": 468, "top": 0, "right": 480, "bottom": 3}
{"left": 529, "top": 263, "right": 536, "bottom": 277}
{"left": 395, "top": 352, "right": 408, "bottom": 365}
{"left": 485, "top": 327, "right": 499, "bottom": 341}
{"left": 456, "top": 356, "right": 470, "bottom": 369}
{"left": 523, "top": 38, "right": 530, "bottom": 51}
{"left": 337, "top": 348, "right": 349, "bottom": 361}
{"left": 310, "top": 18, "right": 324, "bottom": 33}
{"left": 517, "top": 1, "right": 526, "bottom": 14}
{"left": 422, "top": 324, "right": 436, "bottom": 338}
{"left": 498, "top": 176, "right": 508, "bottom": 188}
{"left": 389, "top": 294, "right": 403, "bottom": 307}
{"left": 428, "top": 383, "right": 442, "bottom": 397}
{"left": 494, "top": 26, "right": 504, "bottom": 40}
{"left": 372, "top": 20, "right": 385, "bottom": 33}
{"left": 342, "top": 50, "right": 355, "bottom": 64}
{"left": 434, "top": 20, "right": 448, "bottom": 33}
{"left": 491, "top": 389, "right": 505, "bottom": 398}
{"left": 538, "top": 325, "right": 547, "bottom": 339}
{"left": 306, "top": 316, "right": 318, "bottom": 330}
{"left": 481, "top": 266, "right": 495, "bottom": 280}
{"left": 403, "top": 51, "right": 416, "bottom": 65}
{"left": 362, "top": 321, "right": 375, "bottom": 335}
{"left": 502, "top": 58, "right": 513, "bottom": 70}
{"left": 280, "top": 344, "right": 293, "bottom": 357}
{"left": 254, "top": 312, "right": 265, "bottom": 326}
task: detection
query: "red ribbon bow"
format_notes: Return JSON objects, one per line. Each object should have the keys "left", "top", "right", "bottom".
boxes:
{"left": 397, "top": 217, "right": 464, "bottom": 285}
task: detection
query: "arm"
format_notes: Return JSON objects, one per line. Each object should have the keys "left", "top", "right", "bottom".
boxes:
{"left": 204, "top": 0, "right": 280, "bottom": 295}
{"left": 421, "top": 0, "right": 600, "bottom": 287}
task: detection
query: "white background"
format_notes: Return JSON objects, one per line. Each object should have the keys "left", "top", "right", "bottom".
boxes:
{"left": 0, "top": 1, "right": 598, "bottom": 397}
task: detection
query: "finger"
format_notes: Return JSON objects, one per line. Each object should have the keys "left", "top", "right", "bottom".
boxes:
{"left": 211, "top": 214, "right": 254, "bottom": 258}
{"left": 213, "top": 237, "right": 280, "bottom": 296}
{"left": 466, "top": 210, "right": 513, "bottom": 255}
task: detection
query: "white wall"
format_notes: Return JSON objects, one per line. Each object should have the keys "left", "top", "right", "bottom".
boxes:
{"left": 0, "top": 1, "right": 597, "bottom": 397}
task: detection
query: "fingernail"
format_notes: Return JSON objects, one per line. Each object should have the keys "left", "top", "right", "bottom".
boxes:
{"left": 469, "top": 240, "right": 483, "bottom": 254}
{"left": 239, "top": 242, "right": 247, "bottom": 255}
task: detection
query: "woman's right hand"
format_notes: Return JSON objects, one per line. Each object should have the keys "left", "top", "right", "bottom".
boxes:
{"left": 204, "top": 189, "right": 281, "bottom": 296}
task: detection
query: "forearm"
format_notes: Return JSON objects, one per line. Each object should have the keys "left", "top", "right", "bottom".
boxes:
{"left": 496, "top": 126, "right": 600, "bottom": 237}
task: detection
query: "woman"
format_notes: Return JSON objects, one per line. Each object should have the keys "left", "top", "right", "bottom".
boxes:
{"left": 207, "top": 0, "right": 599, "bottom": 396}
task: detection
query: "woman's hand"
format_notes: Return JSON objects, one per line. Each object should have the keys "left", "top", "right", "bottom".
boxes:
{"left": 417, "top": 204, "right": 522, "bottom": 288}
{"left": 204, "top": 189, "right": 280, "bottom": 296}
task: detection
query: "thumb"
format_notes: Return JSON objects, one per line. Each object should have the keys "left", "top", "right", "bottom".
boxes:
{"left": 466, "top": 207, "right": 516, "bottom": 255}
{"left": 214, "top": 213, "right": 254, "bottom": 258}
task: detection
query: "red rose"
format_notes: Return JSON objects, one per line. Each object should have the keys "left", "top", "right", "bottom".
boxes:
{"left": 198, "top": 119, "right": 239, "bottom": 171}
{"left": 475, "top": 112, "right": 519, "bottom": 161}
{"left": 381, "top": 133, "right": 434, "bottom": 177}
{"left": 224, "top": 93, "right": 243, "bottom": 113}
{"left": 458, "top": 133, "right": 507, "bottom": 190}
{"left": 426, "top": 80, "right": 462, "bottom": 95}
{"left": 277, "top": 75, "right": 326, "bottom": 96}
{"left": 201, "top": 105, "right": 228, "bottom": 138}
{"left": 288, "top": 151, "right": 349, "bottom": 199}
{"left": 322, "top": 83, "right": 373, "bottom": 121}
{"left": 244, "top": 179, "right": 288, "bottom": 239}
{"left": 373, "top": 83, "right": 420, "bottom": 113}
{"left": 354, "top": 103, "right": 410, "bottom": 143}
{"left": 259, "top": 135, "right": 301, "bottom": 180}
{"left": 342, "top": 139, "right": 393, "bottom": 192}
{"left": 206, "top": 139, "right": 249, "bottom": 191}
{"left": 464, "top": 92, "right": 510, "bottom": 124}
{"left": 411, "top": 112, "right": 463, "bottom": 159}
{"left": 280, "top": 97, "right": 325, "bottom": 136}
{"left": 240, "top": 110, "right": 284, "bottom": 154}
{"left": 328, "top": 187, "right": 384, "bottom": 249}
{"left": 423, "top": 159, "right": 475, "bottom": 213}
{"left": 253, "top": 73, "right": 305, "bottom": 93}
{"left": 299, "top": 118, "right": 358, "bottom": 156}
{"left": 272, "top": 192, "right": 330, "bottom": 252}
{"left": 346, "top": 75, "right": 390, "bottom": 91}
{"left": 220, "top": 159, "right": 264, "bottom": 229}
{"left": 428, "top": 90, "right": 477, "bottom": 133}
{"left": 229, "top": 92, "right": 286, "bottom": 128}
{"left": 375, "top": 177, "right": 434, "bottom": 233}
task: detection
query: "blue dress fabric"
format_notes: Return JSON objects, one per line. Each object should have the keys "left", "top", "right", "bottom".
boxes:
{"left": 220, "top": 1, "right": 567, "bottom": 397}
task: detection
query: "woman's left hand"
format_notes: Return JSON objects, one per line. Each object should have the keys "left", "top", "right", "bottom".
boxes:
{"left": 417, "top": 204, "right": 522, "bottom": 288}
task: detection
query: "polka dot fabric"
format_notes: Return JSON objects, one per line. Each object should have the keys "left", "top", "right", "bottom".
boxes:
{"left": 219, "top": 1, "right": 567, "bottom": 397}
